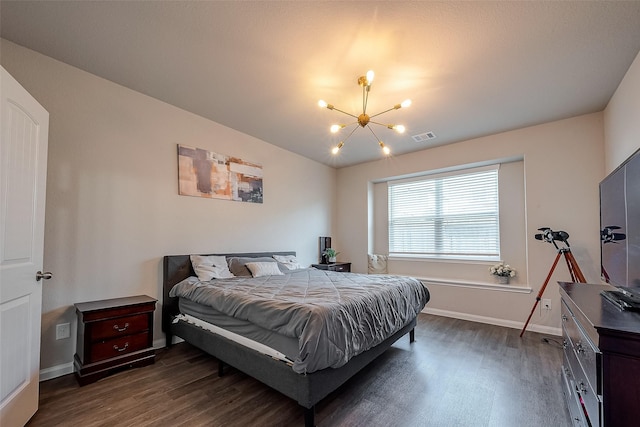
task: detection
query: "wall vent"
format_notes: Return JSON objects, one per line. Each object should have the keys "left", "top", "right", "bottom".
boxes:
{"left": 412, "top": 131, "right": 436, "bottom": 142}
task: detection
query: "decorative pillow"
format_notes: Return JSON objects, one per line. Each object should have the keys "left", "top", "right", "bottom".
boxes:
{"left": 190, "top": 255, "right": 234, "bottom": 281}
{"left": 272, "top": 254, "right": 301, "bottom": 270}
{"left": 227, "top": 256, "right": 282, "bottom": 277}
{"left": 245, "top": 262, "right": 284, "bottom": 278}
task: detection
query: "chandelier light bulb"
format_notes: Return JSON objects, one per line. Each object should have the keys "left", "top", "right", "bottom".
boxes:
{"left": 394, "top": 125, "right": 406, "bottom": 133}
{"left": 331, "top": 141, "right": 345, "bottom": 155}
{"left": 330, "top": 124, "right": 344, "bottom": 133}
{"left": 379, "top": 141, "right": 391, "bottom": 155}
{"left": 366, "top": 70, "right": 375, "bottom": 85}
{"left": 401, "top": 99, "right": 412, "bottom": 108}
{"left": 318, "top": 100, "right": 328, "bottom": 108}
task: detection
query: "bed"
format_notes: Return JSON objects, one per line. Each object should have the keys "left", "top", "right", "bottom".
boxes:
{"left": 162, "top": 251, "right": 429, "bottom": 426}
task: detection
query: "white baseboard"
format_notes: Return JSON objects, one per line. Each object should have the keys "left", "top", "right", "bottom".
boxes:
{"left": 39, "top": 362, "right": 74, "bottom": 382}
{"left": 422, "top": 307, "right": 562, "bottom": 336}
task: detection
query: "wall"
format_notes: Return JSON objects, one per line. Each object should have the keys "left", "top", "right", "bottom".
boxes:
{"left": 0, "top": 40, "right": 336, "bottom": 377}
{"left": 604, "top": 50, "right": 640, "bottom": 172}
{"left": 336, "top": 113, "right": 604, "bottom": 334}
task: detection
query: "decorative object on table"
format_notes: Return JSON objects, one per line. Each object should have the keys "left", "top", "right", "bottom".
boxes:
{"left": 177, "top": 144, "right": 263, "bottom": 203}
{"left": 368, "top": 254, "right": 388, "bottom": 274}
{"left": 323, "top": 248, "right": 339, "bottom": 263}
{"left": 489, "top": 263, "right": 516, "bottom": 284}
{"left": 318, "top": 70, "right": 411, "bottom": 156}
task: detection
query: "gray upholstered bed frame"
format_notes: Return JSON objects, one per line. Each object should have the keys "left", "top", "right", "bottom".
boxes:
{"left": 162, "top": 252, "right": 417, "bottom": 427}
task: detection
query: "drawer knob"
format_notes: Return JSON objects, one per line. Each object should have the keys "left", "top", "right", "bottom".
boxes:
{"left": 576, "top": 342, "right": 585, "bottom": 355}
{"left": 113, "top": 323, "right": 129, "bottom": 332}
{"left": 113, "top": 342, "right": 129, "bottom": 352}
{"left": 561, "top": 314, "right": 568, "bottom": 322}
{"left": 562, "top": 339, "right": 568, "bottom": 349}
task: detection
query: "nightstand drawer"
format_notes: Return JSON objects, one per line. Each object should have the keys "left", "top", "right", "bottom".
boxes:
{"left": 90, "top": 332, "right": 150, "bottom": 363}
{"left": 91, "top": 314, "right": 149, "bottom": 340}
{"left": 332, "top": 264, "right": 350, "bottom": 272}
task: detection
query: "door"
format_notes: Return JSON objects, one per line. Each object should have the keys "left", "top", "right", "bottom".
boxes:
{"left": 0, "top": 66, "right": 49, "bottom": 426}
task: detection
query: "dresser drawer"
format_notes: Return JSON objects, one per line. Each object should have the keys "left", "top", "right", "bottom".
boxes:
{"left": 332, "top": 264, "right": 350, "bottom": 272}
{"left": 90, "top": 332, "right": 150, "bottom": 363}
{"left": 562, "top": 300, "right": 600, "bottom": 394}
{"left": 90, "top": 313, "right": 149, "bottom": 341}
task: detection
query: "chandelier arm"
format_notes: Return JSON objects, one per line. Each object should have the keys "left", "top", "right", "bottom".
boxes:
{"left": 368, "top": 107, "right": 397, "bottom": 119}
{"left": 342, "top": 124, "right": 360, "bottom": 145}
{"left": 366, "top": 125, "right": 383, "bottom": 142}
{"left": 330, "top": 106, "right": 359, "bottom": 119}
{"left": 368, "top": 120, "right": 394, "bottom": 127}
{"left": 363, "top": 84, "right": 370, "bottom": 115}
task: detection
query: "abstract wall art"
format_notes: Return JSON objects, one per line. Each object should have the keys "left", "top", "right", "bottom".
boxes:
{"left": 177, "top": 144, "right": 263, "bottom": 203}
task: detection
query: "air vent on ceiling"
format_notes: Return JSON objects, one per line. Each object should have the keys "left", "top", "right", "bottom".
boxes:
{"left": 412, "top": 131, "right": 436, "bottom": 143}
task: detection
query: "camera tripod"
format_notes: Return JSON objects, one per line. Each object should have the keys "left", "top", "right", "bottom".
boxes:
{"left": 520, "top": 228, "right": 586, "bottom": 337}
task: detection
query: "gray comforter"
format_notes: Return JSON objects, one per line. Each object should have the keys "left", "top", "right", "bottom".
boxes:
{"left": 169, "top": 268, "right": 429, "bottom": 373}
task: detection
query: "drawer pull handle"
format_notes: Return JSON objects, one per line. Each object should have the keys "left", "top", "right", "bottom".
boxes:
{"left": 113, "top": 342, "right": 129, "bottom": 352}
{"left": 576, "top": 342, "right": 585, "bottom": 355}
{"left": 561, "top": 314, "right": 568, "bottom": 322}
{"left": 562, "top": 339, "right": 568, "bottom": 349}
{"left": 113, "top": 323, "right": 129, "bottom": 332}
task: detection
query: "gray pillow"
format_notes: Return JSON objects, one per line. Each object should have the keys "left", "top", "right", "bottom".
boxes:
{"left": 227, "top": 256, "right": 285, "bottom": 277}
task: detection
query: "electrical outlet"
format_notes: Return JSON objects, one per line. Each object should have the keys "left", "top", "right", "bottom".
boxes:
{"left": 56, "top": 323, "right": 70, "bottom": 340}
{"left": 542, "top": 299, "right": 552, "bottom": 310}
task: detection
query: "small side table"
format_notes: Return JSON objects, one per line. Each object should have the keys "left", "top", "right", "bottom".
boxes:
{"left": 312, "top": 262, "right": 351, "bottom": 272}
{"left": 74, "top": 295, "right": 156, "bottom": 385}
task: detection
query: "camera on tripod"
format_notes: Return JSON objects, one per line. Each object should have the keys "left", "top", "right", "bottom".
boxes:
{"left": 534, "top": 227, "right": 569, "bottom": 245}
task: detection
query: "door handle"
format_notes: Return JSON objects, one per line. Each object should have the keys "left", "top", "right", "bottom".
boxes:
{"left": 36, "top": 271, "right": 53, "bottom": 281}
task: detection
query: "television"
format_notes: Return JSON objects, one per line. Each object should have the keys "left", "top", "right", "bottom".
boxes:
{"left": 600, "top": 147, "right": 640, "bottom": 310}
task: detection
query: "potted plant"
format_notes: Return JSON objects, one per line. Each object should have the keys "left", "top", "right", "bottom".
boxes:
{"left": 489, "top": 263, "right": 516, "bottom": 284}
{"left": 323, "top": 248, "right": 340, "bottom": 263}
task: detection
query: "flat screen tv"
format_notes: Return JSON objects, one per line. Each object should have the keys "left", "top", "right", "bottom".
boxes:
{"left": 600, "top": 147, "right": 640, "bottom": 309}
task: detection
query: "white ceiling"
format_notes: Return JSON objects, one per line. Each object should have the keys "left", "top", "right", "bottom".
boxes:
{"left": 2, "top": 1, "right": 640, "bottom": 168}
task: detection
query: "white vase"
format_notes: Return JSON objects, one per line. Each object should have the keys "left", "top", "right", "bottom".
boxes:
{"left": 329, "top": 257, "right": 337, "bottom": 263}
{"left": 495, "top": 275, "right": 509, "bottom": 284}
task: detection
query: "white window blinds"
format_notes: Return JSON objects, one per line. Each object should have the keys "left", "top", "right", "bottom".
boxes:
{"left": 388, "top": 167, "right": 500, "bottom": 259}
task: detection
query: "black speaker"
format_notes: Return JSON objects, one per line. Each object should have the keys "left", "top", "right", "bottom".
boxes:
{"left": 319, "top": 237, "right": 331, "bottom": 263}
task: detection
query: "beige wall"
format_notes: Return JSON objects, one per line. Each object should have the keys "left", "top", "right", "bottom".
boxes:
{"left": 336, "top": 113, "right": 604, "bottom": 334}
{"left": 1, "top": 40, "right": 336, "bottom": 376}
{"left": 605, "top": 50, "right": 640, "bottom": 172}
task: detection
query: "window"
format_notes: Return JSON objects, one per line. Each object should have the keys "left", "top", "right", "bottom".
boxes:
{"left": 388, "top": 166, "right": 499, "bottom": 260}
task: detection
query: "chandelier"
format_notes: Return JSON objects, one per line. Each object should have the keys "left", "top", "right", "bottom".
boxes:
{"left": 318, "top": 70, "right": 411, "bottom": 155}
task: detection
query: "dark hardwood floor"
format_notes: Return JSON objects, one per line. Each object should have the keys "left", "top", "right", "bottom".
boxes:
{"left": 27, "top": 314, "right": 571, "bottom": 426}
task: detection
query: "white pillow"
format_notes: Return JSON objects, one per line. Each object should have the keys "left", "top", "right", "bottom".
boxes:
{"left": 245, "top": 262, "right": 284, "bottom": 278}
{"left": 272, "top": 254, "right": 301, "bottom": 270}
{"left": 190, "top": 255, "right": 234, "bottom": 281}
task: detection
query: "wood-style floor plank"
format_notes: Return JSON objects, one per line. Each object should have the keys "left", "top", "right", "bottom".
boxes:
{"left": 26, "top": 314, "right": 571, "bottom": 426}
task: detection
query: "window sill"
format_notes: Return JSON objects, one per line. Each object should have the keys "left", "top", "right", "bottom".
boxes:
{"left": 415, "top": 276, "right": 532, "bottom": 294}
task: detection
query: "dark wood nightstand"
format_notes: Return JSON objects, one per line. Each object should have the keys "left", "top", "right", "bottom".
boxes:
{"left": 312, "top": 262, "right": 351, "bottom": 272}
{"left": 74, "top": 295, "right": 156, "bottom": 385}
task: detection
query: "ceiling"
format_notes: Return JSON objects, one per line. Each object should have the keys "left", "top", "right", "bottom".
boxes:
{"left": 2, "top": 1, "right": 640, "bottom": 168}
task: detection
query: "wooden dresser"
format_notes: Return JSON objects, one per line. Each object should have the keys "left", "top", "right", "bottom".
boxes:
{"left": 559, "top": 282, "right": 640, "bottom": 427}
{"left": 74, "top": 295, "right": 156, "bottom": 385}
{"left": 311, "top": 262, "right": 351, "bottom": 272}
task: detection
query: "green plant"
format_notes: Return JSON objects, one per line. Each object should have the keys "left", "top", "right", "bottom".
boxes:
{"left": 323, "top": 248, "right": 340, "bottom": 258}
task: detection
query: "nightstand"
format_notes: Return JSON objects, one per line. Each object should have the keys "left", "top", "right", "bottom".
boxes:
{"left": 312, "top": 262, "right": 351, "bottom": 272}
{"left": 74, "top": 295, "right": 156, "bottom": 385}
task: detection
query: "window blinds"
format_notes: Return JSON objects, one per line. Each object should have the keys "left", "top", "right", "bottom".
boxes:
{"left": 388, "top": 168, "right": 500, "bottom": 258}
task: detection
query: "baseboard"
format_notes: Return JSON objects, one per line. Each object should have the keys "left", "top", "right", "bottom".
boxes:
{"left": 422, "top": 307, "right": 562, "bottom": 336}
{"left": 39, "top": 362, "right": 74, "bottom": 382}
{"left": 39, "top": 339, "right": 171, "bottom": 382}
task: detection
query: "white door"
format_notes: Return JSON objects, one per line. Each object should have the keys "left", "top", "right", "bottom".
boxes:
{"left": 0, "top": 66, "right": 49, "bottom": 427}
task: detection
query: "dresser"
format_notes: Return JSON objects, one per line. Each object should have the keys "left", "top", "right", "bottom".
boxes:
{"left": 559, "top": 282, "right": 640, "bottom": 427}
{"left": 311, "top": 262, "right": 351, "bottom": 272}
{"left": 74, "top": 295, "right": 156, "bottom": 385}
